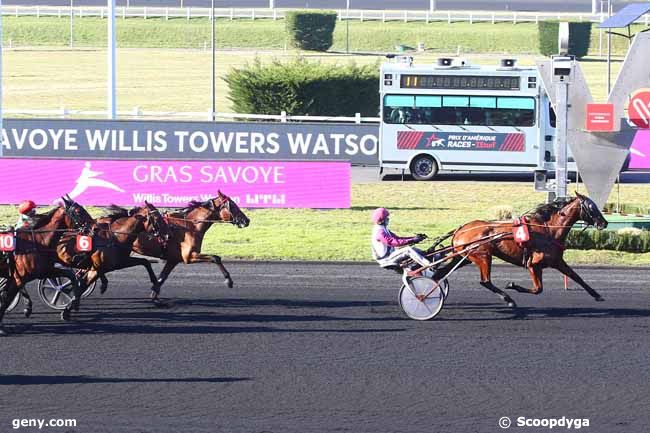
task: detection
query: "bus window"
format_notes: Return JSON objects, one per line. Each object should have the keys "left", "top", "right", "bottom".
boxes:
{"left": 493, "top": 97, "right": 535, "bottom": 127}
{"left": 384, "top": 95, "right": 415, "bottom": 123}
{"left": 441, "top": 96, "right": 470, "bottom": 124}
{"left": 469, "top": 96, "right": 497, "bottom": 125}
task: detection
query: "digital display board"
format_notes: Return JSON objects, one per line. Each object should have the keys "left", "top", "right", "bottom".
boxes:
{"left": 401, "top": 74, "right": 521, "bottom": 90}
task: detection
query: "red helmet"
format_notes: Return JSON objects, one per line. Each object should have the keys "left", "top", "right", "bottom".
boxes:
{"left": 372, "top": 207, "right": 390, "bottom": 224}
{"left": 18, "top": 200, "right": 37, "bottom": 215}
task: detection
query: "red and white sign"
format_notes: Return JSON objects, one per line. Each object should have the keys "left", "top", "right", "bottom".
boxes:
{"left": 513, "top": 225, "right": 530, "bottom": 243}
{"left": 628, "top": 89, "right": 650, "bottom": 129}
{"left": 76, "top": 235, "right": 93, "bottom": 252}
{"left": 0, "top": 233, "right": 16, "bottom": 252}
{"left": 586, "top": 103, "right": 615, "bottom": 132}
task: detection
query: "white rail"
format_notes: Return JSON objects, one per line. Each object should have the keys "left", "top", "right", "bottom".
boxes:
{"left": 2, "top": 6, "right": 649, "bottom": 25}
{"left": 4, "top": 107, "right": 381, "bottom": 123}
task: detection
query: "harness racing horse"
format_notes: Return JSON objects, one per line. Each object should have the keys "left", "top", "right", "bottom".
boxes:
{"left": 84, "top": 201, "right": 170, "bottom": 295}
{"left": 0, "top": 203, "right": 92, "bottom": 335}
{"left": 437, "top": 193, "right": 608, "bottom": 308}
{"left": 132, "top": 191, "right": 250, "bottom": 302}
{"left": 56, "top": 198, "right": 164, "bottom": 298}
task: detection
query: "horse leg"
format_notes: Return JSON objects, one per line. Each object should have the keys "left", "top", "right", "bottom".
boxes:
{"left": 85, "top": 269, "right": 109, "bottom": 294}
{"left": 471, "top": 253, "right": 517, "bottom": 308}
{"left": 0, "top": 282, "right": 20, "bottom": 336}
{"left": 109, "top": 257, "right": 162, "bottom": 301}
{"left": 506, "top": 264, "right": 544, "bottom": 295}
{"left": 154, "top": 260, "right": 180, "bottom": 298}
{"left": 55, "top": 267, "right": 82, "bottom": 321}
{"left": 554, "top": 259, "right": 604, "bottom": 301}
{"left": 186, "top": 253, "right": 233, "bottom": 288}
{"left": 20, "top": 286, "right": 33, "bottom": 318}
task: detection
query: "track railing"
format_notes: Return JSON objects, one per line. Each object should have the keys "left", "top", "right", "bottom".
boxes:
{"left": 2, "top": 6, "right": 649, "bottom": 26}
{"left": 4, "top": 107, "right": 381, "bottom": 123}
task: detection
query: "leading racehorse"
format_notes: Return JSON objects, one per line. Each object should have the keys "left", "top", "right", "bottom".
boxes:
{"left": 133, "top": 191, "right": 250, "bottom": 302}
{"left": 435, "top": 192, "right": 608, "bottom": 308}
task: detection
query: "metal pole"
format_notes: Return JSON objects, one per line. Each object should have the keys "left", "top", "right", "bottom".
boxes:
{"left": 606, "top": 0, "right": 612, "bottom": 96}
{"left": 269, "top": 0, "right": 274, "bottom": 8}
{"left": 430, "top": 0, "right": 436, "bottom": 12}
{"left": 0, "top": 0, "right": 4, "bottom": 158}
{"left": 211, "top": 0, "right": 216, "bottom": 121}
{"left": 346, "top": 0, "right": 350, "bottom": 54}
{"left": 591, "top": 0, "right": 598, "bottom": 14}
{"left": 70, "top": 0, "right": 74, "bottom": 48}
{"left": 555, "top": 80, "right": 569, "bottom": 199}
{"left": 108, "top": 0, "right": 116, "bottom": 119}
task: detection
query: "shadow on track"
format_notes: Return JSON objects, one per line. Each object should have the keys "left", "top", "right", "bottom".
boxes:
{"left": 0, "top": 375, "right": 250, "bottom": 386}
{"left": 442, "top": 303, "right": 650, "bottom": 321}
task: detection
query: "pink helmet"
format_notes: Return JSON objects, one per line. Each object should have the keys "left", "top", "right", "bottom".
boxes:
{"left": 372, "top": 207, "right": 390, "bottom": 224}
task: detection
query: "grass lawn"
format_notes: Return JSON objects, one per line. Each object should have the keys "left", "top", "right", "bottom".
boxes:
{"left": 2, "top": 183, "right": 650, "bottom": 265}
{"left": 3, "top": 49, "right": 621, "bottom": 114}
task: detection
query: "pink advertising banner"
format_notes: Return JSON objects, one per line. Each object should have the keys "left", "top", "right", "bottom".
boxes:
{"left": 628, "top": 130, "right": 650, "bottom": 170}
{"left": 0, "top": 159, "right": 350, "bottom": 208}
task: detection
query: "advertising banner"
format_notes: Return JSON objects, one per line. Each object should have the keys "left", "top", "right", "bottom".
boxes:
{"left": 0, "top": 159, "right": 351, "bottom": 209}
{"left": 0, "top": 119, "right": 379, "bottom": 165}
{"left": 628, "top": 130, "right": 650, "bottom": 170}
{"left": 396, "top": 131, "right": 525, "bottom": 152}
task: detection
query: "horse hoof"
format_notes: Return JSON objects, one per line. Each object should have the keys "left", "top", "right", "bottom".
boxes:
{"left": 23, "top": 308, "right": 32, "bottom": 318}
{"left": 100, "top": 284, "right": 108, "bottom": 295}
{"left": 595, "top": 296, "right": 605, "bottom": 302}
{"left": 506, "top": 299, "right": 517, "bottom": 308}
{"left": 150, "top": 290, "right": 159, "bottom": 300}
{"left": 0, "top": 328, "right": 7, "bottom": 337}
{"left": 61, "top": 310, "right": 71, "bottom": 321}
{"left": 224, "top": 279, "right": 234, "bottom": 288}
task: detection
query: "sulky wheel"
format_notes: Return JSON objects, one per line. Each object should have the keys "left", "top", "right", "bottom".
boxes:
{"left": 5, "top": 292, "right": 21, "bottom": 313}
{"left": 398, "top": 277, "right": 445, "bottom": 321}
{"left": 37, "top": 276, "right": 96, "bottom": 311}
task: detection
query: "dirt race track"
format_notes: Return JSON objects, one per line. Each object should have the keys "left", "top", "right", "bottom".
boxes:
{"left": 1, "top": 262, "right": 649, "bottom": 433}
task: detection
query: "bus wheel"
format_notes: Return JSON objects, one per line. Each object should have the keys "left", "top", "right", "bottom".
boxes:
{"left": 410, "top": 155, "right": 438, "bottom": 181}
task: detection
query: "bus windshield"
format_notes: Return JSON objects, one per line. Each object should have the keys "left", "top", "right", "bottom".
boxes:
{"left": 383, "top": 94, "right": 535, "bottom": 127}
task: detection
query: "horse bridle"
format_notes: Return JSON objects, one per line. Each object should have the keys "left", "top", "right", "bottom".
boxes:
{"left": 64, "top": 202, "right": 95, "bottom": 235}
{"left": 144, "top": 207, "right": 169, "bottom": 241}
{"left": 578, "top": 197, "right": 598, "bottom": 227}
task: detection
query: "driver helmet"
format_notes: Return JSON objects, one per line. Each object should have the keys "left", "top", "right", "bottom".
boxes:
{"left": 18, "top": 200, "right": 37, "bottom": 215}
{"left": 372, "top": 207, "right": 390, "bottom": 225}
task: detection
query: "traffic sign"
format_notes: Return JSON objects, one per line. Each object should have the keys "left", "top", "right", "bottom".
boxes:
{"left": 586, "top": 103, "right": 615, "bottom": 131}
{"left": 628, "top": 89, "right": 650, "bottom": 129}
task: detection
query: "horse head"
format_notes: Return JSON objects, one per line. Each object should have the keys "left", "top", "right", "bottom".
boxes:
{"left": 60, "top": 196, "right": 95, "bottom": 232}
{"left": 142, "top": 201, "right": 171, "bottom": 240}
{"left": 575, "top": 192, "right": 608, "bottom": 230}
{"left": 209, "top": 191, "right": 250, "bottom": 228}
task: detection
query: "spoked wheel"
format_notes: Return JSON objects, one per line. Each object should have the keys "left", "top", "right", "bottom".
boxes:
{"left": 37, "top": 276, "right": 96, "bottom": 310}
{"left": 398, "top": 277, "right": 445, "bottom": 321}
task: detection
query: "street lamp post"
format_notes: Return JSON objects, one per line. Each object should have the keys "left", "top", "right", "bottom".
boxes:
{"left": 70, "top": 0, "right": 74, "bottom": 48}
{"left": 211, "top": 0, "right": 216, "bottom": 120}
{"left": 108, "top": 0, "right": 116, "bottom": 119}
{"left": 606, "top": 0, "right": 612, "bottom": 96}
{"left": 346, "top": 0, "right": 350, "bottom": 54}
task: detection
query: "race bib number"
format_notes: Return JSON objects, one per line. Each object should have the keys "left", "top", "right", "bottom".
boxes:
{"left": 514, "top": 225, "right": 530, "bottom": 243}
{"left": 76, "top": 235, "right": 93, "bottom": 252}
{"left": 0, "top": 233, "right": 16, "bottom": 252}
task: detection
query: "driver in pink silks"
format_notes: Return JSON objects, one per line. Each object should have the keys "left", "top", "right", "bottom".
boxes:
{"left": 371, "top": 207, "right": 431, "bottom": 272}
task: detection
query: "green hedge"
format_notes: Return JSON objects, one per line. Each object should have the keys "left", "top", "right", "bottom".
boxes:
{"left": 538, "top": 22, "right": 592, "bottom": 57}
{"left": 224, "top": 58, "right": 379, "bottom": 116}
{"left": 566, "top": 229, "right": 650, "bottom": 253}
{"left": 286, "top": 10, "right": 337, "bottom": 52}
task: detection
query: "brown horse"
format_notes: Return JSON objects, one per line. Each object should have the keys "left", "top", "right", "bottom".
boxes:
{"left": 56, "top": 199, "right": 164, "bottom": 296}
{"left": 437, "top": 193, "right": 608, "bottom": 308}
{"left": 0, "top": 202, "right": 92, "bottom": 335}
{"left": 131, "top": 191, "right": 250, "bottom": 301}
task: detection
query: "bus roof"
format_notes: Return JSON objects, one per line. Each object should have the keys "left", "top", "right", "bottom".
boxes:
{"left": 381, "top": 59, "right": 537, "bottom": 75}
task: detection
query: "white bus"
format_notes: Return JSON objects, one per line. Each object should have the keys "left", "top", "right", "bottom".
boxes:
{"left": 379, "top": 56, "right": 574, "bottom": 180}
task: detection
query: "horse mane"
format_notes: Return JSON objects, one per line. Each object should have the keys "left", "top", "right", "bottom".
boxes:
{"left": 527, "top": 197, "right": 575, "bottom": 222}
{"left": 179, "top": 200, "right": 211, "bottom": 216}
{"left": 104, "top": 204, "right": 139, "bottom": 219}
{"left": 31, "top": 207, "right": 62, "bottom": 229}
